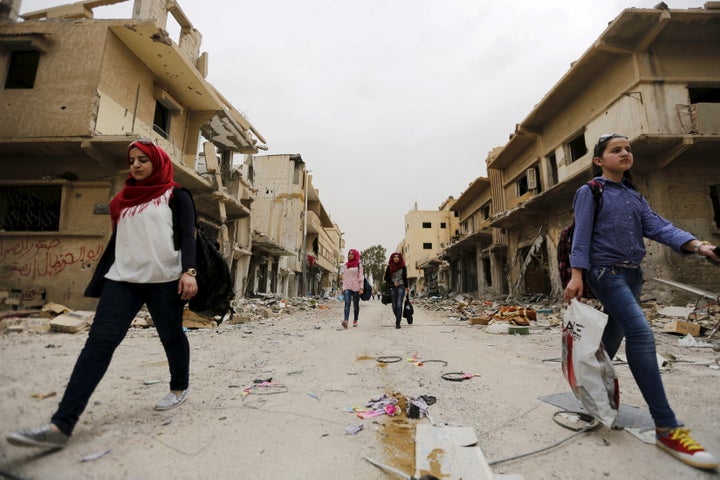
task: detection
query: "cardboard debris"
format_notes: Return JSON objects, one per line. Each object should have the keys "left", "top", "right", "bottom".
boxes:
{"left": 662, "top": 320, "right": 700, "bottom": 337}
{"left": 469, "top": 315, "right": 491, "bottom": 325}
{"left": 183, "top": 309, "right": 217, "bottom": 329}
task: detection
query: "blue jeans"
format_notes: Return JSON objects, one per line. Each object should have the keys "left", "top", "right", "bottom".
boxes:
{"left": 343, "top": 289, "right": 360, "bottom": 321}
{"left": 587, "top": 265, "right": 678, "bottom": 429}
{"left": 52, "top": 280, "right": 189, "bottom": 436}
{"left": 391, "top": 286, "right": 406, "bottom": 324}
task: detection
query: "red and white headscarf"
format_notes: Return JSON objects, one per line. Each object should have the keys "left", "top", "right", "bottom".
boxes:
{"left": 109, "top": 140, "right": 180, "bottom": 226}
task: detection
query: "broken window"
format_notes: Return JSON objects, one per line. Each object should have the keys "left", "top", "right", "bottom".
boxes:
{"left": 568, "top": 133, "right": 588, "bottom": 163}
{"left": 481, "top": 203, "right": 491, "bottom": 220}
{"left": 422, "top": 222, "right": 431, "bottom": 228}
{"left": 710, "top": 184, "right": 720, "bottom": 229}
{"left": 153, "top": 101, "right": 170, "bottom": 138}
{"left": 4, "top": 50, "right": 40, "bottom": 89}
{"left": 516, "top": 166, "right": 539, "bottom": 197}
{"left": 0, "top": 185, "right": 61, "bottom": 231}
{"left": 689, "top": 87, "right": 720, "bottom": 103}
{"left": 547, "top": 152, "right": 559, "bottom": 186}
{"left": 423, "top": 243, "right": 432, "bottom": 249}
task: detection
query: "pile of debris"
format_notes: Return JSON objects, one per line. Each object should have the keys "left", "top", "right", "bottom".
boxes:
{"left": 411, "top": 293, "right": 720, "bottom": 340}
{"left": 0, "top": 294, "right": 339, "bottom": 335}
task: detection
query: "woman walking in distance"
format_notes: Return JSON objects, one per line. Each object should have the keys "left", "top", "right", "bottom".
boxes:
{"left": 340, "top": 249, "right": 364, "bottom": 328}
{"left": 7, "top": 139, "right": 198, "bottom": 449}
{"left": 564, "top": 133, "right": 719, "bottom": 470}
{"left": 384, "top": 252, "right": 408, "bottom": 329}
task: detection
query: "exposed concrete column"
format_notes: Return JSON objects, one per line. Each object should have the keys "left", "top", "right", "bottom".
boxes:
{"left": 0, "top": 0, "right": 21, "bottom": 22}
{"left": 132, "top": 0, "right": 168, "bottom": 29}
{"left": 178, "top": 27, "right": 201, "bottom": 65}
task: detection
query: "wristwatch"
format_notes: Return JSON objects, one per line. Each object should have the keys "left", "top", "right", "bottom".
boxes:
{"left": 184, "top": 268, "right": 197, "bottom": 277}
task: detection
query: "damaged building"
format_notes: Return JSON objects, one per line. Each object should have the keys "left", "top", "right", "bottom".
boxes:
{"left": 0, "top": 0, "right": 265, "bottom": 309}
{"left": 250, "top": 154, "right": 343, "bottom": 298}
{"left": 418, "top": 4, "right": 720, "bottom": 301}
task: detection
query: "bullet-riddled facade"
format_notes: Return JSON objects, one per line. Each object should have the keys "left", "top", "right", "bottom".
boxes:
{"left": 440, "top": 4, "right": 720, "bottom": 301}
{"left": 0, "top": 0, "right": 264, "bottom": 309}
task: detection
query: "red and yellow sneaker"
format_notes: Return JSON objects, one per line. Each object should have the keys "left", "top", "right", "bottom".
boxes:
{"left": 656, "top": 427, "right": 718, "bottom": 470}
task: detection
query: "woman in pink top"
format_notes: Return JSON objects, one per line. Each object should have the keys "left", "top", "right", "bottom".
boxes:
{"left": 340, "top": 249, "right": 364, "bottom": 328}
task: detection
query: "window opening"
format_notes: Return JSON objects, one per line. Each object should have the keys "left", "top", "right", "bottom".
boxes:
{"left": 568, "top": 134, "right": 588, "bottom": 163}
{"left": 422, "top": 222, "right": 431, "bottom": 228}
{"left": 423, "top": 243, "right": 432, "bottom": 249}
{"left": 0, "top": 185, "right": 62, "bottom": 231}
{"left": 482, "top": 203, "right": 491, "bottom": 219}
{"left": 547, "top": 153, "right": 558, "bottom": 186}
{"left": 5, "top": 50, "right": 40, "bottom": 89}
{"left": 689, "top": 88, "right": 720, "bottom": 103}
{"left": 153, "top": 101, "right": 170, "bottom": 138}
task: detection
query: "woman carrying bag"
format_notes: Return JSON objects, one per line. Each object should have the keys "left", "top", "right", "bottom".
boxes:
{"left": 383, "top": 252, "right": 408, "bottom": 329}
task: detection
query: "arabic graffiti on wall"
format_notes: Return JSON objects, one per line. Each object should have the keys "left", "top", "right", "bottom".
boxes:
{"left": 0, "top": 237, "right": 104, "bottom": 279}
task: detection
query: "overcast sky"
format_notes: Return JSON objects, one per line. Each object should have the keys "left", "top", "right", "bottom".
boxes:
{"left": 20, "top": 0, "right": 709, "bottom": 256}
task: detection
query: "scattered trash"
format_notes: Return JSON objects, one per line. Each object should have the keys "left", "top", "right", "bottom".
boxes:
{"left": 354, "top": 394, "right": 400, "bottom": 419}
{"left": 31, "top": 391, "right": 57, "bottom": 400}
{"left": 485, "top": 323, "right": 510, "bottom": 334}
{"left": 678, "top": 334, "right": 713, "bottom": 348}
{"left": 441, "top": 372, "right": 480, "bottom": 382}
{"left": 307, "top": 391, "right": 320, "bottom": 401}
{"left": 363, "top": 455, "right": 440, "bottom": 480}
{"left": 81, "top": 448, "right": 111, "bottom": 462}
{"left": 376, "top": 356, "right": 402, "bottom": 364}
{"left": 143, "top": 379, "right": 160, "bottom": 385}
{"left": 242, "top": 381, "right": 287, "bottom": 395}
{"left": 345, "top": 424, "right": 363, "bottom": 435}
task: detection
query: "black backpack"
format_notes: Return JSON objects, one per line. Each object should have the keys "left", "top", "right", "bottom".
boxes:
{"left": 557, "top": 180, "right": 603, "bottom": 299}
{"left": 171, "top": 188, "right": 234, "bottom": 321}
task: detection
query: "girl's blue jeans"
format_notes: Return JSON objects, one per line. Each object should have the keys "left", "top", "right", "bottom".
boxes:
{"left": 52, "top": 280, "right": 189, "bottom": 436}
{"left": 587, "top": 265, "right": 678, "bottom": 429}
{"left": 343, "top": 289, "right": 360, "bottom": 321}
{"left": 391, "top": 286, "right": 406, "bottom": 323}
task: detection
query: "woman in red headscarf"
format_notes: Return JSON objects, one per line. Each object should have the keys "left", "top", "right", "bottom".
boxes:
{"left": 383, "top": 252, "right": 408, "bottom": 329}
{"left": 8, "top": 139, "right": 198, "bottom": 449}
{"left": 340, "top": 249, "right": 364, "bottom": 328}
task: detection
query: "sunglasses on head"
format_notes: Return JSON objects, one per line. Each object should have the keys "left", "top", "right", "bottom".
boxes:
{"left": 129, "top": 138, "right": 155, "bottom": 147}
{"left": 597, "top": 133, "right": 626, "bottom": 144}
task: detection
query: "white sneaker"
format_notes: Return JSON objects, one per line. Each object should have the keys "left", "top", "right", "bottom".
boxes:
{"left": 154, "top": 389, "right": 189, "bottom": 411}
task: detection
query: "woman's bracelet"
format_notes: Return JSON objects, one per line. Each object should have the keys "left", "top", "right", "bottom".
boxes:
{"left": 694, "top": 240, "right": 711, "bottom": 256}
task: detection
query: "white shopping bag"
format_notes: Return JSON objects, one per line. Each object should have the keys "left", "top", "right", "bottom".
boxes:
{"left": 561, "top": 299, "right": 619, "bottom": 426}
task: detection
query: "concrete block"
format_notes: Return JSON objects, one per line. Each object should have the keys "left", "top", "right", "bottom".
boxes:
{"left": 50, "top": 311, "right": 94, "bottom": 333}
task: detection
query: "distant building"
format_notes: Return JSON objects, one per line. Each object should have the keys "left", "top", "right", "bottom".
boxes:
{"left": 251, "top": 154, "right": 342, "bottom": 297}
{"left": 401, "top": 198, "right": 459, "bottom": 295}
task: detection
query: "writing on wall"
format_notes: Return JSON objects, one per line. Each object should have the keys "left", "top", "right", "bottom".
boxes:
{"left": 0, "top": 238, "right": 104, "bottom": 278}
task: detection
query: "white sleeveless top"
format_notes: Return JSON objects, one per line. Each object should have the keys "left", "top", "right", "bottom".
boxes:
{"left": 105, "top": 188, "right": 183, "bottom": 283}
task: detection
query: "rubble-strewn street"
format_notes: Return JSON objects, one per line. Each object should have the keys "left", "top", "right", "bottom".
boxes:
{"left": 1, "top": 296, "right": 719, "bottom": 480}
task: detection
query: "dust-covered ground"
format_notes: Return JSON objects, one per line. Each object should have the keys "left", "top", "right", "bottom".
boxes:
{"left": 1, "top": 298, "right": 719, "bottom": 480}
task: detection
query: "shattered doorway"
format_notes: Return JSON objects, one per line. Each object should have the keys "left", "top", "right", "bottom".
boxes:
{"left": 518, "top": 240, "right": 551, "bottom": 296}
